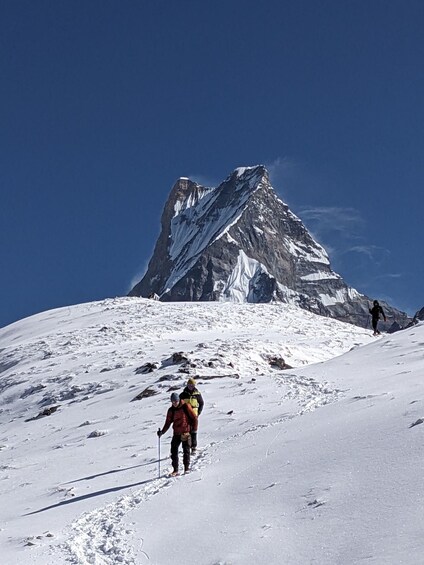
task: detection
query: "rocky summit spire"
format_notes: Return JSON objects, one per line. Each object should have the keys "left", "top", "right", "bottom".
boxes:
{"left": 129, "top": 166, "right": 409, "bottom": 329}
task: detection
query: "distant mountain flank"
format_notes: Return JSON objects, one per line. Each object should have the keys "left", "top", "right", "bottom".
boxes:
{"left": 408, "top": 306, "right": 424, "bottom": 328}
{"left": 129, "top": 165, "right": 409, "bottom": 330}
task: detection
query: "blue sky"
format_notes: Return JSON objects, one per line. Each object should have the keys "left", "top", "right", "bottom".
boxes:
{"left": 1, "top": 0, "right": 423, "bottom": 328}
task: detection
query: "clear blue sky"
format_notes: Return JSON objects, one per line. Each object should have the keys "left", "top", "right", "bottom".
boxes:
{"left": 1, "top": 0, "right": 423, "bottom": 328}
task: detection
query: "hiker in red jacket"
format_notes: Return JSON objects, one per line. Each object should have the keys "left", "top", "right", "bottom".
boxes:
{"left": 157, "top": 392, "right": 198, "bottom": 476}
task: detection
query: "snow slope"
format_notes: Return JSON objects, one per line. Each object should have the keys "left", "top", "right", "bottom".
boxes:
{"left": 0, "top": 298, "right": 423, "bottom": 564}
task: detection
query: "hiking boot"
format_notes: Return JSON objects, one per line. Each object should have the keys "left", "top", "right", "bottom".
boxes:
{"left": 170, "top": 470, "right": 179, "bottom": 477}
{"left": 184, "top": 467, "right": 190, "bottom": 474}
{"left": 191, "top": 447, "right": 197, "bottom": 454}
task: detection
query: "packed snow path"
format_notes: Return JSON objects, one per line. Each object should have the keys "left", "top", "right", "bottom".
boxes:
{"left": 61, "top": 367, "right": 343, "bottom": 564}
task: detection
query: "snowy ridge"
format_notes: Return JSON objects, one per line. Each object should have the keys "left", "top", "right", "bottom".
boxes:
{"left": 301, "top": 271, "right": 340, "bottom": 281}
{"left": 1, "top": 298, "right": 423, "bottom": 563}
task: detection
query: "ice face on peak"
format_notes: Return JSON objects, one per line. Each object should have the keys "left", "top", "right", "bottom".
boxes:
{"left": 230, "top": 165, "right": 268, "bottom": 191}
{"left": 221, "top": 250, "right": 274, "bottom": 303}
{"left": 234, "top": 164, "right": 266, "bottom": 179}
{"left": 129, "top": 166, "right": 410, "bottom": 329}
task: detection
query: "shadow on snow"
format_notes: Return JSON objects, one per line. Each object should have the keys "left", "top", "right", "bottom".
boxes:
{"left": 63, "top": 458, "right": 167, "bottom": 484}
{"left": 24, "top": 468, "right": 168, "bottom": 516}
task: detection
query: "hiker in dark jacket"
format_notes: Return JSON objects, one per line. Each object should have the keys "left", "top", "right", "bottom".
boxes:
{"left": 369, "top": 300, "right": 387, "bottom": 336}
{"left": 180, "top": 377, "right": 204, "bottom": 453}
{"left": 157, "top": 392, "right": 198, "bottom": 475}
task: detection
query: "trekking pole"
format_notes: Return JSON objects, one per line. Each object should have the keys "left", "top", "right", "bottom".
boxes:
{"left": 157, "top": 428, "right": 161, "bottom": 478}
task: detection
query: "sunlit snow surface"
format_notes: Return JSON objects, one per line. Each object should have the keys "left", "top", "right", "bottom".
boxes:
{"left": 1, "top": 297, "right": 423, "bottom": 564}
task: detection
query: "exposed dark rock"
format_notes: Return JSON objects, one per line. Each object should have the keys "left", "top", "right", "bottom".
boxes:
{"left": 197, "top": 373, "right": 240, "bottom": 380}
{"left": 415, "top": 307, "right": 424, "bottom": 321}
{"left": 268, "top": 356, "right": 293, "bottom": 370}
{"left": 404, "top": 307, "right": 424, "bottom": 329}
{"left": 160, "top": 352, "right": 190, "bottom": 370}
{"left": 20, "top": 384, "right": 47, "bottom": 399}
{"left": 387, "top": 321, "right": 402, "bottom": 334}
{"left": 172, "top": 352, "right": 189, "bottom": 364}
{"left": 131, "top": 387, "right": 158, "bottom": 401}
{"left": 157, "top": 374, "right": 180, "bottom": 382}
{"left": 135, "top": 362, "right": 159, "bottom": 374}
{"left": 88, "top": 430, "right": 107, "bottom": 438}
{"left": 412, "top": 307, "right": 424, "bottom": 325}
{"left": 409, "top": 418, "right": 424, "bottom": 428}
{"left": 172, "top": 351, "right": 188, "bottom": 363}
{"left": 307, "top": 499, "right": 326, "bottom": 509}
{"left": 25, "top": 405, "right": 60, "bottom": 422}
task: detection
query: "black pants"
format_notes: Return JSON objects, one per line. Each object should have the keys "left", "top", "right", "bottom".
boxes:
{"left": 372, "top": 318, "right": 379, "bottom": 332}
{"left": 171, "top": 434, "right": 191, "bottom": 472}
{"left": 191, "top": 431, "right": 197, "bottom": 449}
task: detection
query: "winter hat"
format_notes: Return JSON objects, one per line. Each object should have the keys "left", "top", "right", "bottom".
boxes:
{"left": 170, "top": 392, "right": 180, "bottom": 403}
{"left": 187, "top": 378, "right": 197, "bottom": 386}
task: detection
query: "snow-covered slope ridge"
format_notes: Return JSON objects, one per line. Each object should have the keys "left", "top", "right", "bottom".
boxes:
{"left": 1, "top": 297, "right": 423, "bottom": 564}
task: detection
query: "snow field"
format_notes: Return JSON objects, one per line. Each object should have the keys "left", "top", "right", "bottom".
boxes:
{"left": 1, "top": 297, "right": 422, "bottom": 564}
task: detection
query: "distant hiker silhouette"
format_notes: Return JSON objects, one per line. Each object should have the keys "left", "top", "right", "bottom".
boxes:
{"left": 369, "top": 300, "right": 387, "bottom": 336}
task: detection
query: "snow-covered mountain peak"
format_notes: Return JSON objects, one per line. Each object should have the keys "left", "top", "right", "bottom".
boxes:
{"left": 130, "top": 166, "right": 409, "bottom": 330}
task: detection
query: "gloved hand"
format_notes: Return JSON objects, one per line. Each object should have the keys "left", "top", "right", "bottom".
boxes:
{"left": 157, "top": 429, "right": 162, "bottom": 437}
